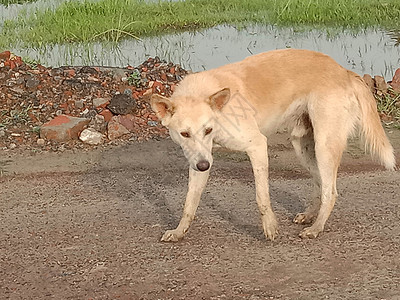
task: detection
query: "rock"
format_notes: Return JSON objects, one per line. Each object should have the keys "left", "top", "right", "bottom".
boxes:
{"left": 107, "top": 116, "right": 130, "bottom": 140}
{"left": 79, "top": 128, "right": 103, "bottom": 145}
{"left": 93, "top": 97, "right": 109, "bottom": 108}
{"left": 90, "top": 114, "right": 107, "bottom": 133}
{"left": 123, "top": 88, "right": 133, "bottom": 97}
{"left": 49, "top": 67, "right": 64, "bottom": 77}
{"left": 363, "top": 74, "right": 375, "bottom": 93}
{"left": 118, "top": 114, "right": 136, "bottom": 131}
{"left": 112, "top": 69, "right": 126, "bottom": 81}
{"left": 0, "top": 50, "right": 11, "bottom": 61}
{"left": 74, "top": 99, "right": 84, "bottom": 109}
{"left": 147, "top": 120, "right": 158, "bottom": 127}
{"left": 40, "top": 115, "right": 90, "bottom": 141}
{"left": 374, "top": 75, "right": 388, "bottom": 94}
{"left": 37, "top": 138, "right": 45, "bottom": 146}
{"left": 107, "top": 93, "right": 136, "bottom": 115}
{"left": 10, "top": 87, "right": 25, "bottom": 95}
{"left": 0, "top": 129, "right": 5, "bottom": 137}
{"left": 99, "top": 109, "right": 113, "bottom": 122}
{"left": 79, "top": 66, "right": 98, "bottom": 74}
{"left": 390, "top": 68, "right": 400, "bottom": 93}
{"left": 25, "top": 76, "right": 40, "bottom": 89}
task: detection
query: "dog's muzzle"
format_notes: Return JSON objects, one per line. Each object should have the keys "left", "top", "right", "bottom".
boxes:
{"left": 196, "top": 160, "right": 210, "bottom": 172}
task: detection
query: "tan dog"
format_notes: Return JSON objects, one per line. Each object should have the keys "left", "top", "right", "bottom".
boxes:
{"left": 151, "top": 49, "right": 396, "bottom": 242}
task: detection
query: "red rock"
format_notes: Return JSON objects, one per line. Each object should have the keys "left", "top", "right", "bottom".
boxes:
{"left": 9, "top": 61, "right": 16, "bottom": 70}
{"left": 66, "top": 69, "right": 76, "bottom": 77}
{"left": 374, "top": 75, "right": 388, "bottom": 94}
{"left": 363, "top": 74, "right": 375, "bottom": 93}
{"left": 390, "top": 68, "right": 400, "bottom": 92}
{"left": 13, "top": 56, "right": 23, "bottom": 67}
{"left": 107, "top": 116, "right": 130, "bottom": 140}
{"left": 152, "top": 81, "right": 164, "bottom": 93}
{"left": 132, "top": 92, "right": 139, "bottom": 100}
{"left": 149, "top": 114, "right": 158, "bottom": 121}
{"left": 99, "top": 109, "right": 113, "bottom": 122}
{"left": 40, "top": 115, "right": 90, "bottom": 141}
{"left": 0, "top": 51, "right": 11, "bottom": 61}
{"left": 118, "top": 114, "right": 136, "bottom": 131}
{"left": 64, "top": 90, "right": 73, "bottom": 97}
{"left": 59, "top": 103, "right": 68, "bottom": 110}
{"left": 160, "top": 72, "right": 167, "bottom": 82}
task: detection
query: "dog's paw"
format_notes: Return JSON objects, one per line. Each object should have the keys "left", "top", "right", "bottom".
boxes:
{"left": 299, "top": 226, "right": 321, "bottom": 239}
{"left": 160, "top": 229, "right": 184, "bottom": 242}
{"left": 262, "top": 215, "right": 279, "bottom": 241}
{"left": 293, "top": 213, "right": 315, "bottom": 225}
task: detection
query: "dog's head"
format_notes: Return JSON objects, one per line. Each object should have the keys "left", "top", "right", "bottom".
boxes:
{"left": 150, "top": 88, "right": 230, "bottom": 172}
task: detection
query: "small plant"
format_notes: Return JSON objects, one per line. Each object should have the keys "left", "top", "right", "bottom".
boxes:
{"left": 22, "top": 56, "right": 41, "bottom": 69}
{"left": 375, "top": 88, "right": 400, "bottom": 125}
{"left": 31, "top": 126, "right": 40, "bottom": 135}
{"left": 0, "top": 106, "right": 32, "bottom": 126}
{"left": 127, "top": 69, "right": 141, "bottom": 88}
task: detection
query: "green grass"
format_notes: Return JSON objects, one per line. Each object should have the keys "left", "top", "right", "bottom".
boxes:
{"left": 1, "top": 0, "right": 400, "bottom": 48}
{"left": 0, "top": 0, "right": 36, "bottom": 5}
{"left": 375, "top": 89, "right": 400, "bottom": 125}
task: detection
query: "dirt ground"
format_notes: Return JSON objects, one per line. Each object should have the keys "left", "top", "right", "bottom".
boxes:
{"left": 1, "top": 128, "right": 400, "bottom": 300}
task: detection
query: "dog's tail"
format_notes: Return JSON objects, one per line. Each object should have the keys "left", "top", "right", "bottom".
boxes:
{"left": 352, "top": 73, "right": 396, "bottom": 170}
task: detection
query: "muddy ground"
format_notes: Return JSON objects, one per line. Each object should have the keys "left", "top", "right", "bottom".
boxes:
{"left": 1, "top": 129, "right": 400, "bottom": 300}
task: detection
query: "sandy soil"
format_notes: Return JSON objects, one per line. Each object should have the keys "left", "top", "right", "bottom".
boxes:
{"left": 1, "top": 129, "right": 400, "bottom": 300}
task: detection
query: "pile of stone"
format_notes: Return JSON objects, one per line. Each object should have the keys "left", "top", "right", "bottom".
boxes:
{"left": 0, "top": 51, "right": 188, "bottom": 152}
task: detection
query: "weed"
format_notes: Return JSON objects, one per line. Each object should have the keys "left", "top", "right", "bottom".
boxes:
{"left": 375, "top": 89, "right": 400, "bottom": 125}
{"left": 22, "top": 56, "right": 41, "bottom": 69}
{"left": 127, "top": 69, "right": 141, "bottom": 88}
{"left": 0, "top": 106, "right": 32, "bottom": 126}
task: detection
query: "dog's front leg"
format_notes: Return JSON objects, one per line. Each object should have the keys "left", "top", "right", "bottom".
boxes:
{"left": 161, "top": 168, "right": 209, "bottom": 242}
{"left": 247, "top": 139, "right": 278, "bottom": 241}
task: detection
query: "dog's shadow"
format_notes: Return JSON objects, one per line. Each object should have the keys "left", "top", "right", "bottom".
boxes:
{"left": 203, "top": 184, "right": 305, "bottom": 241}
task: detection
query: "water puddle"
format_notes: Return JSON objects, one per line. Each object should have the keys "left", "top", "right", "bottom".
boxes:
{"left": 1, "top": 1, "right": 400, "bottom": 79}
{"left": 0, "top": 0, "right": 67, "bottom": 22}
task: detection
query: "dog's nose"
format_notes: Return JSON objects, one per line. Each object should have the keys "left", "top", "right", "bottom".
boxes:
{"left": 196, "top": 160, "right": 210, "bottom": 172}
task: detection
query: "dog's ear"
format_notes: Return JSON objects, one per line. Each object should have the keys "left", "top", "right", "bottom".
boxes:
{"left": 150, "top": 94, "right": 174, "bottom": 125}
{"left": 209, "top": 88, "right": 230, "bottom": 110}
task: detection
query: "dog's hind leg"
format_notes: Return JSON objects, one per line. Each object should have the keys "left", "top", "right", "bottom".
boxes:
{"left": 298, "top": 100, "right": 352, "bottom": 239}
{"left": 291, "top": 117, "right": 321, "bottom": 225}
{"left": 246, "top": 135, "right": 279, "bottom": 241}
{"left": 161, "top": 168, "right": 209, "bottom": 242}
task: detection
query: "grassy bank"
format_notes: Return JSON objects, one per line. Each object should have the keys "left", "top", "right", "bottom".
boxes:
{"left": 0, "top": 0, "right": 35, "bottom": 4}
{"left": 1, "top": 0, "right": 400, "bottom": 47}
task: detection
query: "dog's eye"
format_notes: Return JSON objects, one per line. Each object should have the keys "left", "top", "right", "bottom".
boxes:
{"left": 180, "top": 131, "right": 190, "bottom": 138}
{"left": 205, "top": 128, "right": 213, "bottom": 136}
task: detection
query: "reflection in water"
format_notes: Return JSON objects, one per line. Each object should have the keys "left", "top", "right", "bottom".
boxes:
{"left": 389, "top": 30, "right": 400, "bottom": 47}
{"left": 0, "top": 0, "right": 66, "bottom": 23}
{"left": 7, "top": 25, "right": 400, "bottom": 80}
